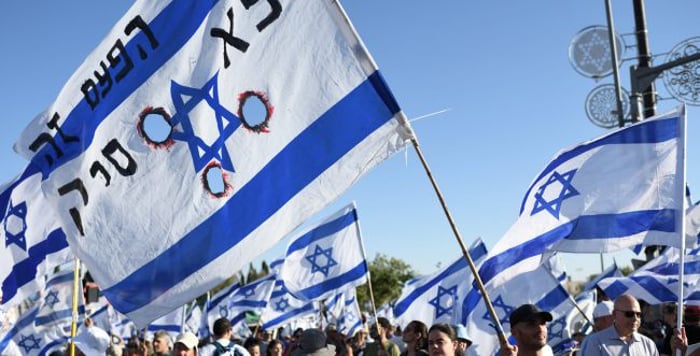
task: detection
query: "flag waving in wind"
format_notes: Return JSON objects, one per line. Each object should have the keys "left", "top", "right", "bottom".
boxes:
{"left": 476, "top": 107, "right": 686, "bottom": 293}
{"left": 13, "top": 0, "right": 412, "bottom": 326}
{"left": 279, "top": 203, "right": 368, "bottom": 301}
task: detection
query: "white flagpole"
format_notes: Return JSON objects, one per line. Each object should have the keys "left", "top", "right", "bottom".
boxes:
{"left": 676, "top": 106, "right": 688, "bottom": 356}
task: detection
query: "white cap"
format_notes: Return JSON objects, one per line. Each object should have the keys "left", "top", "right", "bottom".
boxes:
{"left": 593, "top": 301, "right": 614, "bottom": 319}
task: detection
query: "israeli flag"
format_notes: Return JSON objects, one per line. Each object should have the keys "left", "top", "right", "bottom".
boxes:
{"left": 581, "top": 263, "right": 622, "bottom": 292}
{"left": 207, "top": 275, "right": 275, "bottom": 331}
{"left": 0, "top": 306, "right": 69, "bottom": 356}
{"left": 184, "top": 302, "right": 209, "bottom": 339}
{"left": 464, "top": 256, "right": 571, "bottom": 356}
{"left": 261, "top": 279, "right": 317, "bottom": 330}
{"left": 547, "top": 289, "right": 596, "bottom": 355}
{"left": 325, "top": 288, "right": 364, "bottom": 336}
{"left": 1, "top": 172, "right": 72, "bottom": 309}
{"left": 35, "top": 268, "right": 85, "bottom": 329}
{"left": 280, "top": 203, "right": 368, "bottom": 301}
{"left": 393, "top": 239, "right": 487, "bottom": 327}
{"left": 148, "top": 305, "right": 184, "bottom": 341}
{"left": 13, "top": 0, "right": 411, "bottom": 326}
{"left": 477, "top": 108, "right": 686, "bottom": 296}
{"left": 597, "top": 246, "right": 700, "bottom": 304}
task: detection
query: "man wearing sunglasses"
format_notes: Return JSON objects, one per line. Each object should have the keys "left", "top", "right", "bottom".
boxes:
{"left": 580, "top": 294, "right": 658, "bottom": 355}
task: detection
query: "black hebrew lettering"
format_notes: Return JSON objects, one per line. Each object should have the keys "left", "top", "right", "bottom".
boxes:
{"left": 57, "top": 178, "right": 88, "bottom": 236}
{"left": 47, "top": 113, "right": 79, "bottom": 144}
{"left": 89, "top": 162, "right": 111, "bottom": 187}
{"left": 108, "top": 40, "right": 134, "bottom": 83}
{"left": 240, "top": 0, "right": 282, "bottom": 32}
{"left": 94, "top": 61, "right": 113, "bottom": 99}
{"left": 124, "top": 15, "right": 159, "bottom": 60}
{"left": 81, "top": 79, "right": 100, "bottom": 109}
{"left": 102, "top": 139, "right": 137, "bottom": 176}
{"left": 29, "top": 133, "right": 63, "bottom": 166}
{"left": 211, "top": 8, "right": 250, "bottom": 68}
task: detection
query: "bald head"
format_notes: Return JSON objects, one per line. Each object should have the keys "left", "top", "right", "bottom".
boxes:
{"left": 613, "top": 294, "right": 642, "bottom": 338}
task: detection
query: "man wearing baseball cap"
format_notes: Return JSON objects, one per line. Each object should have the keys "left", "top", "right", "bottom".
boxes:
{"left": 500, "top": 304, "right": 554, "bottom": 356}
{"left": 174, "top": 332, "right": 199, "bottom": 356}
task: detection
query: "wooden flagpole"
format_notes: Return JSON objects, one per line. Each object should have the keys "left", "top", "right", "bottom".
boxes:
{"left": 331, "top": 0, "right": 509, "bottom": 346}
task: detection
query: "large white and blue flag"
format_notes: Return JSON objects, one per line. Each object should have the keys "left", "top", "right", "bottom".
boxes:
{"left": 12, "top": 0, "right": 412, "bottom": 326}
{"left": 474, "top": 108, "right": 685, "bottom": 303}
{"left": 464, "top": 256, "right": 571, "bottom": 356}
{"left": 261, "top": 279, "right": 317, "bottom": 330}
{"left": 597, "top": 246, "right": 700, "bottom": 304}
{"left": 280, "top": 203, "right": 368, "bottom": 301}
{"left": 148, "top": 305, "right": 184, "bottom": 341}
{"left": 393, "top": 239, "right": 487, "bottom": 327}
{"left": 1, "top": 172, "right": 72, "bottom": 309}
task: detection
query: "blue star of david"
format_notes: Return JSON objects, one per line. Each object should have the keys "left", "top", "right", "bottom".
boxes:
{"left": 219, "top": 305, "right": 229, "bottom": 318}
{"left": 4, "top": 200, "right": 28, "bottom": 251}
{"left": 547, "top": 315, "right": 567, "bottom": 340}
{"left": 531, "top": 169, "right": 580, "bottom": 219}
{"left": 170, "top": 73, "right": 241, "bottom": 172}
{"left": 44, "top": 290, "right": 60, "bottom": 309}
{"left": 243, "top": 286, "right": 256, "bottom": 298}
{"left": 305, "top": 245, "right": 338, "bottom": 277}
{"left": 18, "top": 334, "right": 41, "bottom": 352}
{"left": 428, "top": 285, "right": 458, "bottom": 318}
{"left": 483, "top": 295, "right": 515, "bottom": 326}
{"left": 275, "top": 297, "right": 289, "bottom": 312}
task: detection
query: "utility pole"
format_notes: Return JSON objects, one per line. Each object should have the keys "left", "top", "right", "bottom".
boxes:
{"left": 631, "top": 0, "right": 656, "bottom": 121}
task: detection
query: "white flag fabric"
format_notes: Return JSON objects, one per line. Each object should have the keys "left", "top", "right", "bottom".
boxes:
{"left": 13, "top": 0, "right": 411, "bottom": 326}
{"left": 0, "top": 306, "right": 69, "bottom": 356}
{"left": 207, "top": 275, "right": 275, "bottom": 332}
{"left": 464, "top": 256, "right": 571, "bottom": 356}
{"left": 475, "top": 108, "right": 686, "bottom": 299}
{"left": 393, "top": 239, "right": 487, "bottom": 327}
{"left": 35, "top": 268, "right": 85, "bottom": 330}
{"left": 184, "top": 302, "right": 209, "bottom": 340}
{"left": 1, "top": 172, "right": 72, "bottom": 308}
{"left": 581, "top": 263, "right": 622, "bottom": 292}
{"left": 325, "top": 288, "right": 364, "bottom": 336}
{"left": 280, "top": 203, "right": 368, "bottom": 301}
{"left": 261, "top": 279, "right": 317, "bottom": 330}
{"left": 148, "top": 306, "right": 184, "bottom": 341}
{"left": 597, "top": 246, "right": 700, "bottom": 304}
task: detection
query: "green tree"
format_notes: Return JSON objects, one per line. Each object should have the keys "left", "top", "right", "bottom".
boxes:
{"left": 261, "top": 260, "right": 270, "bottom": 276}
{"left": 357, "top": 254, "right": 415, "bottom": 311}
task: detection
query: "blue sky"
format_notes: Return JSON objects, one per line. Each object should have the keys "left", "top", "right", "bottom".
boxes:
{"left": 0, "top": 1, "right": 698, "bottom": 283}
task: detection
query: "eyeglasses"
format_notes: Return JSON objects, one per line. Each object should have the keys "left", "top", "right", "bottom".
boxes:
{"left": 615, "top": 309, "right": 642, "bottom": 319}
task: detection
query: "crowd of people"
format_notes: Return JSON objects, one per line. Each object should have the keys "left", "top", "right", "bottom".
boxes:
{"left": 46, "top": 293, "right": 700, "bottom": 356}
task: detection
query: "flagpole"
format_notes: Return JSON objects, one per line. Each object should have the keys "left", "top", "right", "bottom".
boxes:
{"left": 544, "top": 262, "right": 593, "bottom": 327}
{"left": 676, "top": 106, "right": 688, "bottom": 356}
{"left": 70, "top": 257, "right": 81, "bottom": 356}
{"left": 330, "top": 0, "right": 509, "bottom": 346}
{"left": 352, "top": 201, "right": 382, "bottom": 337}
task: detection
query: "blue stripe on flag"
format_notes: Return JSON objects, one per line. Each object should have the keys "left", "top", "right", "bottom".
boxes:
{"left": 479, "top": 209, "right": 676, "bottom": 284}
{"left": 208, "top": 283, "right": 240, "bottom": 311}
{"left": 0, "top": 308, "right": 38, "bottom": 352}
{"left": 646, "top": 261, "right": 700, "bottom": 275}
{"left": 46, "top": 271, "right": 74, "bottom": 288}
{"left": 1, "top": 228, "right": 69, "bottom": 302}
{"left": 520, "top": 115, "right": 679, "bottom": 214}
{"left": 602, "top": 280, "right": 630, "bottom": 299}
{"left": 149, "top": 324, "right": 181, "bottom": 333}
{"left": 103, "top": 71, "right": 399, "bottom": 313}
{"left": 394, "top": 241, "right": 487, "bottom": 316}
{"left": 536, "top": 285, "right": 569, "bottom": 311}
{"left": 296, "top": 262, "right": 367, "bottom": 300}
{"left": 287, "top": 209, "right": 357, "bottom": 254}
{"left": 630, "top": 276, "right": 678, "bottom": 301}
{"left": 32, "top": 0, "right": 219, "bottom": 178}
{"left": 262, "top": 303, "right": 316, "bottom": 330}
{"left": 229, "top": 300, "right": 268, "bottom": 309}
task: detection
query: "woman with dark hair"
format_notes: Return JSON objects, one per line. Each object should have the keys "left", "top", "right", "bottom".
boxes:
{"left": 266, "top": 339, "right": 285, "bottom": 356}
{"left": 401, "top": 321, "right": 428, "bottom": 356}
{"left": 427, "top": 324, "right": 457, "bottom": 356}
